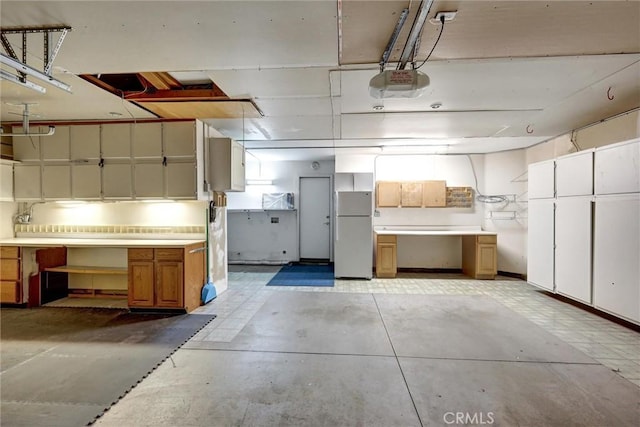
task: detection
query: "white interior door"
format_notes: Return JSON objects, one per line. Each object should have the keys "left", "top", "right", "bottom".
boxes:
{"left": 299, "top": 177, "right": 331, "bottom": 260}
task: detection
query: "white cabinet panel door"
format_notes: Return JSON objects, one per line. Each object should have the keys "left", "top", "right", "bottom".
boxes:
{"left": 595, "top": 139, "right": 640, "bottom": 195}
{"left": 134, "top": 163, "right": 164, "bottom": 198}
{"left": 102, "top": 163, "right": 132, "bottom": 199}
{"left": 42, "top": 165, "right": 71, "bottom": 200}
{"left": 231, "top": 140, "right": 245, "bottom": 192}
{"left": 132, "top": 123, "right": 162, "bottom": 158}
{"left": 163, "top": 122, "right": 195, "bottom": 157}
{"left": 555, "top": 197, "right": 592, "bottom": 304}
{"left": 593, "top": 194, "right": 640, "bottom": 323}
{"left": 527, "top": 199, "right": 555, "bottom": 291}
{"left": 166, "top": 162, "right": 196, "bottom": 199}
{"left": 71, "top": 164, "right": 101, "bottom": 200}
{"left": 41, "top": 126, "right": 70, "bottom": 160}
{"left": 101, "top": 123, "right": 131, "bottom": 159}
{"left": 13, "top": 164, "right": 41, "bottom": 200}
{"left": 70, "top": 125, "right": 100, "bottom": 160}
{"left": 528, "top": 160, "right": 555, "bottom": 199}
{"left": 556, "top": 151, "right": 593, "bottom": 197}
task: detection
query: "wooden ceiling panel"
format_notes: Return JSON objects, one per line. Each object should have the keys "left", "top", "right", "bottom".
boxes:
{"left": 137, "top": 100, "right": 262, "bottom": 120}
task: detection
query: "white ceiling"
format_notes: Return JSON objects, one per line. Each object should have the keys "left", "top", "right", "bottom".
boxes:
{"left": 1, "top": 1, "right": 639, "bottom": 162}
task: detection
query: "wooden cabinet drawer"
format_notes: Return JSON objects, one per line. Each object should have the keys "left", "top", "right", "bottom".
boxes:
{"left": 128, "top": 248, "right": 154, "bottom": 261}
{"left": 1, "top": 281, "right": 20, "bottom": 303}
{"left": 155, "top": 248, "right": 183, "bottom": 261}
{"left": 0, "top": 259, "right": 20, "bottom": 281}
{"left": 477, "top": 235, "right": 497, "bottom": 244}
{"left": 376, "top": 234, "right": 397, "bottom": 244}
{"left": 1, "top": 246, "right": 19, "bottom": 258}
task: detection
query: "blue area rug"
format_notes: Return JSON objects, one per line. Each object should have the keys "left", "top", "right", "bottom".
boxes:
{"left": 266, "top": 264, "right": 335, "bottom": 287}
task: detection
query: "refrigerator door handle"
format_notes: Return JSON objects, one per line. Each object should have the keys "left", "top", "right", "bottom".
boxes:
{"left": 335, "top": 217, "right": 339, "bottom": 241}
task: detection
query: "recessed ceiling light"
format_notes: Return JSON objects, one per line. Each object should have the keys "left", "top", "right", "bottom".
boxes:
{"left": 430, "top": 102, "right": 442, "bottom": 109}
{"left": 373, "top": 105, "right": 384, "bottom": 111}
{"left": 108, "top": 111, "right": 123, "bottom": 117}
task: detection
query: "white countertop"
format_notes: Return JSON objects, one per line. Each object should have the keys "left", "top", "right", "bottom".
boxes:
{"left": 0, "top": 238, "right": 205, "bottom": 248}
{"left": 374, "top": 227, "right": 496, "bottom": 236}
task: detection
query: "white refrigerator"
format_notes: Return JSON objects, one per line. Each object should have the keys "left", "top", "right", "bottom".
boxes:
{"left": 334, "top": 191, "right": 373, "bottom": 279}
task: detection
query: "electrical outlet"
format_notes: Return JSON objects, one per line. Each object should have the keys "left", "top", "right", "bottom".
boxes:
{"left": 430, "top": 11, "right": 457, "bottom": 24}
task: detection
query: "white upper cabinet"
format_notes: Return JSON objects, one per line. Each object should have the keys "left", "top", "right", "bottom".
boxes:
{"left": 70, "top": 125, "right": 100, "bottom": 160}
{"left": 101, "top": 123, "right": 131, "bottom": 159}
{"left": 134, "top": 163, "right": 165, "bottom": 199}
{"left": 527, "top": 159, "right": 555, "bottom": 199}
{"left": 132, "top": 122, "right": 162, "bottom": 158}
{"left": 0, "top": 161, "right": 14, "bottom": 201}
{"left": 71, "top": 163, "right": 101, "bottom": 200}
{"left": 13, "top": 164, "right": 41, "bottom": 200}
{"left": 594, "top": 139, "right": 640, "bottom": 195}
{"left": 163, "top": 122, "right": 196, "bottom": 158}
{"left": 41, "top": 126, "right": 70, "bottom": 160}
{"left": 12, "top": 126, "right": 40, "bottom": 161}
{"left": 166, "top": 162, "right": 197, "bottom": 199}
{"left": 209, "top": 137, "right": 245, "bottom": 192}
{"left": 42, "top": 165, "right": 71, "bottom": 200}
{"left": 556, "top": 150, "right": 593, "bottom": 197}
{"left": 102, "top": 163, "right": 133, "bottom": 199}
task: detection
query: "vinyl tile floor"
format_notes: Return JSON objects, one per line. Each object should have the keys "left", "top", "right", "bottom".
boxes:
{"left": 94, "top": 267, "right": 640, "bottom": 426}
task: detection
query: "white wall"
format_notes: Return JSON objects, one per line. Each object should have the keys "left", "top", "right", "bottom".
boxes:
{"left": 226, "top": 159, "right": 335, "bottom": 263}
{"left": 26, "top": 201, "right": 206, "bottom": 227}
{"left": 0, "top": 202, "right": 17, "bottom": 238}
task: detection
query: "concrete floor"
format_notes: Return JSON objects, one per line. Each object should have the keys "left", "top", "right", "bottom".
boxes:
{"left": 95, "top": 268, "right": 640, "bottom": 426}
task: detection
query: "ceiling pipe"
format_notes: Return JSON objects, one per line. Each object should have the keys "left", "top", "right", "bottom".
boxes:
{"left": 397, "top": 0, "right": 435, "bottom": 70}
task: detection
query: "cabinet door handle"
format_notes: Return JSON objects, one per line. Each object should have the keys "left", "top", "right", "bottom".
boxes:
{"left": 189, "top": 247, "right": 206, "bottom": 254}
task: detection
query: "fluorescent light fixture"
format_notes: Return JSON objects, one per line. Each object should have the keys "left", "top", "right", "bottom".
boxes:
{"left": 1, "top": 53, "right": 72, "bottom": 93}
{"left": 0, "top": 69, "right": 46, "bottom": 93}
{"left": 246, "top": 179, "right": 273, "bottom": 186}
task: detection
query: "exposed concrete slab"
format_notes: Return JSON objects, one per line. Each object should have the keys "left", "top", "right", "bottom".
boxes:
{"left": 375, "top": 294, "right": 596, "bottom": 363}
{"left": 399, "top": 357, "right": 640, "bottom": 427}
{"left": 95, "top": 349, "right": 421, "bottom": 427}
{"left": 185, "top": 292, "right": 394, "bottom": 356}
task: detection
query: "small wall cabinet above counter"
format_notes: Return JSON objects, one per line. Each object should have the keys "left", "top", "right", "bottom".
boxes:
{"left": 208, "top": 137, "right": 245, "bottom": 192}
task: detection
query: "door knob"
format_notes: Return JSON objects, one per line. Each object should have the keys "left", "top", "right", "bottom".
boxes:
{"left": 324, "top": 222, "right": 330, "bottom": 225}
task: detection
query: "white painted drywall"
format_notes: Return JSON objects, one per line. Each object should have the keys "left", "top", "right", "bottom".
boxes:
{"left": 225, "top": 159, "right": 334, "bottom": 263}
{"left": 0, "top": 202, "right": 17, "bottom": 238}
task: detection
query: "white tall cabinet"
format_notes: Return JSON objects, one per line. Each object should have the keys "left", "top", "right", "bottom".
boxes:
{"left": 554, "top": 150, "right": 594, "bottom": 304}
{"left": 528, "top": 139, "right": 639, "bottom": 324}
{"left": 592, "top": 140, "right": 640, "bottom": 323}
{"left": 527, "top": 159, "right": 555, "bottom": 291}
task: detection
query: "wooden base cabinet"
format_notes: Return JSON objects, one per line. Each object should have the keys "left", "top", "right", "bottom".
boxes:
{"left": 462, "top": 235, "right": 497, "bottom": 279}
{"left": 376, "top": 235, "right": 397, "bottom": 278}
{"left": 0, "top": 246, "right": 22, "bottom": 304}
{"left": 128, "top": 244, "right": 204, "bottom": 312}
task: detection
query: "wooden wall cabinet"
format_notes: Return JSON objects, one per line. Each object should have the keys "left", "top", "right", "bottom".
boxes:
{"left": 401, "top": 182, "right": 422, "bottom": 207}
{"left": 128, "top": 244, "right": 204, "bottom": 312}
{"left": 461, "top": 235, "right": 497, "bottom": 279}
{"left": 377, "top": 180, "right": 447, "bottom": 208}
{"left": 376, "top": 182, "right": 401, "bottom": 207}
{"left": 375, "top": 235, "right": 397, "bottom": 278}
{"left": 0, "top": 246, "right": 22, "bottom": 304}
{"left": 422, "top": 180, "right": 447, "bottom": 207}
